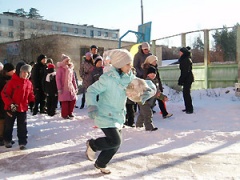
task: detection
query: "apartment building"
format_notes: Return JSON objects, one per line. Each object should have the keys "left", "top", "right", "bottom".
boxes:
{"left": 0, "top": 12, "right": 119, "bottom": 43}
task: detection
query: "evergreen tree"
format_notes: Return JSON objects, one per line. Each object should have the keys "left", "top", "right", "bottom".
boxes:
{"left": 212, "top": 24, "right": 239, "bottom": 61}
{"left": 28, "top": 8, "right": 43, "bottom": 19}
{"left": 15, "top": 8, "right": 27, "bottom": 17}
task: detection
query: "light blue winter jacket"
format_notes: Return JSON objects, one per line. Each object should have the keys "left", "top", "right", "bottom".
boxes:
{"left": 86, "top": 67, "right": 155, "bottom": 129}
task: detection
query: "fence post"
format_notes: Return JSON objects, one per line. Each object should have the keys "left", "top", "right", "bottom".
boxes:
{"left": 237, "top": 25, "right": 240, "bottom": 83}
{"left": 152, "top": 40, "right": 156, "bottom": 55}
{"left": 204, "top": 29, "right": 210, "bottom": 89}
{"left": 181, "top": 33, "right": 186, "bottom": 47}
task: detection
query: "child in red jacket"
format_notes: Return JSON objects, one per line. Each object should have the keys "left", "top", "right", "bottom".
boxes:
{"left": 1, "top": 62, "right": 35, "bottom": 150}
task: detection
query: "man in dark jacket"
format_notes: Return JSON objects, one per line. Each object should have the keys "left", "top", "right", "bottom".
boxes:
{"left": 31, "top": 54, "right": 47, "bottom": 115}
{"left": 178, "top": 47, "right": 194, "bottom": 114}
{"left": 133, "top": 42, "right": 152, "bottom": 79}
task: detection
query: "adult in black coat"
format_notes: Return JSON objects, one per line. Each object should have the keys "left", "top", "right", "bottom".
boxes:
{"left": 31, "top": 54, "right": 47, "bottom": 115}
{"left": 178, "top": 47, "right": 194, "bottom": 114}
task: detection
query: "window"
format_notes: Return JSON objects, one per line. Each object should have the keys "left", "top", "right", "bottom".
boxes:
{"left": 112, "top": 33, "right": 118, "bottom": 39}
{"left": 20, "top": 21, "right": 24, "bottom": 31}
{"left": 104, "top": 32, "right": 108, "bottom": 37}
{"left": 82, "top": 29, "right": 86, "bottom": 35}
{"left": 0, "top": 31, "right": 2, "bottom": 36}
{"left": 8, "top": 32, "right": 14, "bottom": 38}
{"left": 62, "top": 27, "right": 68, "bottom": 32}
{"left": 97, "top": 31, "right": 101, "bottom": 36}
{"left": 90, "top": 30, "right": 94, "bottom": 37}
{"left": 30, "top": 22, "right": 37, "bottom": 29}
{"left": 8, "top": 19, "right": 14, "bottom": 26}
{"left": 52, "top": 25, "right": 58, "bottom": 31}
{"left": 74, "top": 28, "right": 78, "bottom": 34}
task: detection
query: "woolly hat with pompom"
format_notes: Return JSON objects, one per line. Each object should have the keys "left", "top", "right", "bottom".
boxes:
{"left": 61, "top": 54, "right": 70, "bottom": 62}
{"left": 103, "top": 49, "right": 133, "bottom": 69}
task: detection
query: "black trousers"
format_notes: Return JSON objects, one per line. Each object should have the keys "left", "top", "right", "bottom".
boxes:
{"left": 89, "top": 128, "right": 122, "bottom": 168}
{"left": 46, "top": 95, "right": 58, "bottom": 116}
{"left": 4, "top": 111, "right": 28, "bottom": 145}
{"left": 125, "top": 104, "right": 135, "bottom": 126}
{"left": 33, "top": 89, "right": 46, "bottom": 113}
{"left": 183, "top": 83, "right": 193, "bottom": 111}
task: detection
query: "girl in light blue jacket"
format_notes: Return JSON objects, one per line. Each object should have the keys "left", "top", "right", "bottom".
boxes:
{"left": 85, "top": 49, "right": 156, "bottom": 174}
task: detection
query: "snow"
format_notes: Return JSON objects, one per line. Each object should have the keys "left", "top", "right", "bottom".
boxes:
{"left": 0, "top": 86, "right": 240, "bottom": 179}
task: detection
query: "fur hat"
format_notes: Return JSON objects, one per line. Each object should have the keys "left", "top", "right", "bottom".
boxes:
{"left": 48, "top": 63, "right": 55, "bottom": 69}
{"left": 126, "top": 78, "right": 148, "bottom": 102}
{"left": 141, "top": 42, "right": 150, "bottom": 50}
{"left": 144, "top": 55, "right": 158, "bottom": 64}
{"left": 16, "top": 62, "right": 26, "bottom": 76}
{"left": 20, "top": 64, "right": 32, "bottom": 73}
{"left": 103, "top": 49, "right": 133, "bottom": 69}
{"left": 0, "top": 62, "right": 3, "bottom": 71}
{"left": 37, "top": 54, "right": 47, "bottom": 62}
{"left": 3, "top": 63, "right": 15, "bottom": 72}
{"left": 61, "top": 54, "right": 70, "bottom": 62}
{"left": 94, "top": 56, "right": 103, "bottom": 65}
{"left": 147, "top": 66, "right": 157, "bottom": 75}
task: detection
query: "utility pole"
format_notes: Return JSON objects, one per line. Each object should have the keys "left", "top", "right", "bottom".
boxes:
{"left": 141, "top": 0, "right": 144, "bottom": 24}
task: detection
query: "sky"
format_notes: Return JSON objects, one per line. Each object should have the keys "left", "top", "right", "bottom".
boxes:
{"left": 0, "top": 0, "right": 240, "bottom": 43}
{"left": 0, "top": 85, "right": 239, "bottom": 179}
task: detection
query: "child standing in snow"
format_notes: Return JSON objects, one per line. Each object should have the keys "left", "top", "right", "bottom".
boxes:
{"left": 1, "top": 62, "right": 35, "bottom": 150}
{"left": 45, "top": 63, "right": 58, "bottom": 116}
{"left": 136, "top": 66, "right": 158, "bottom": 131}
{"left": 85, "top": 49, "right": 156, "bottom": 174}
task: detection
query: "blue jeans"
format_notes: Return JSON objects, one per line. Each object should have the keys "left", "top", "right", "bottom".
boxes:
{"left": 89, "top": 128, "right": 122, "bottom": 168}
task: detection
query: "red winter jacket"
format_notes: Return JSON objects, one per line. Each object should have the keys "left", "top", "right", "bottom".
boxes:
{"left": 1, "top": 73, "right": 35, "bottom": 112}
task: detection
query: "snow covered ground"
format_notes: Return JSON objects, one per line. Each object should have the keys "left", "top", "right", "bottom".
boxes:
{"left": 0, "top": 86, "right": 239, "bottom": 180}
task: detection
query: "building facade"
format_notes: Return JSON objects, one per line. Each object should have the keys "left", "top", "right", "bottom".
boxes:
{"left": 0, "top": 12, "right": 119, "bottom": 43}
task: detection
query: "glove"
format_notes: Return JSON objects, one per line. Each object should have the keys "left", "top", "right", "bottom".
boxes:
{"left": 10, "top": 104, "right": 18, "bottom": 112}
{"left": 88, "top": 105, "right": 98, "bottom": 119}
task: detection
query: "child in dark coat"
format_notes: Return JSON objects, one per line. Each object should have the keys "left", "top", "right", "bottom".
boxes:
{"left": 1, "top": 62, "right": 35, "bottom": 150}
{"left": 45, "top": 64, "right": 58, "bottom": 116}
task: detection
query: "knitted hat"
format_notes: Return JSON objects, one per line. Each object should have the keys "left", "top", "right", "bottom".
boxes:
{"left": 85, "top": 52, "right": 91, "bottom": 57}
{"left": 37, "top": 54, "right": 47, "bottom": 62}
{"left": 61, "top": 54, "right": 70, "bottom": 62}
{"left": 16, "top": 62, "right": 26, "bottom": 76}
{"left": 144, "top": 55, "right": 158, "bottom": 64}
{"left": 180, "top": 47, "right": 189, "bottom": 54}
{"left": 141, "top": 42, "right": 150, "bottom": 50}
{"left": 3, "top": 63, "right": 15, "bottom": 72}
{"left": 0, "top": 62, "right": 3, "bottom": 71}
{"left": 147, "top": 66, "right": 157, "bottom": 75}
{"left": 103, "top": 49, "right": 133, "bottom": 69}
{"left": 48, "top": 63, "right": 55, "bottom": 69}
{"left": 20, "top": 64, "right": 32, "bottom": 73}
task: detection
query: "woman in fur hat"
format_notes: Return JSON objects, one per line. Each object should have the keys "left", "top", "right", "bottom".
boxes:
{"left": 85, "top": 49, "right": 156, "bottom": 174}
{"left": 56, "top": 54, "right": 78, "bottom": 119}
{"left": 1, "top": 62, "right": 35, "bottom": 150}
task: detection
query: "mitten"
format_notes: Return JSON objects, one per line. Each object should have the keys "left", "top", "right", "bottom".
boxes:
{"left": 10, "top": 104, "right": 18, "bottom": 112}
{"left": 88, "top": 105, "right": 98, "bottom": 119}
